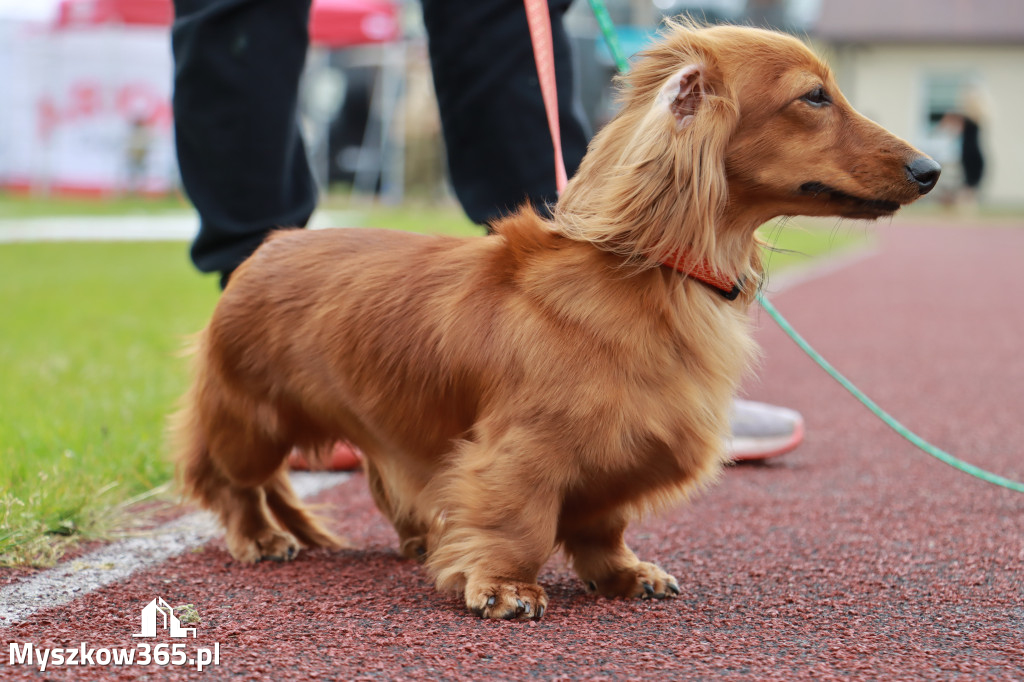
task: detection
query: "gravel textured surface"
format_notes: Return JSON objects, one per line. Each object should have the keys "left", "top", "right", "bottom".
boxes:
{"left": 2, "top": 223, "right": 1022, "bottom": 680}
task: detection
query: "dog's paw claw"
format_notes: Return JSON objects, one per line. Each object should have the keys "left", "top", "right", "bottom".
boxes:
{"left": 228, "top": 529, "right": 300, "bottom": 564}
{"left": 583, "top": 561, "right": 679, "bottom": 600}
{"left": 466, "top": 581, "right": 547, "bottom": 621}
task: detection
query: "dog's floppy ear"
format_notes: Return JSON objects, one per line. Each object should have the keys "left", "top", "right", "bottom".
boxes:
{"left": 630, "top": 58, "right": 738, "bottom": 269}
{"left": 555, "top": 37, "right": 741, "bottom": 277}
{"left": 657, "top": 64, "right": 706, "bottom": 131}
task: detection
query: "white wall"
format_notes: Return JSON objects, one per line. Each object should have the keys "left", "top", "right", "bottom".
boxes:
{"left": 819, "top": 41, "right": 1024, "bottom": 206}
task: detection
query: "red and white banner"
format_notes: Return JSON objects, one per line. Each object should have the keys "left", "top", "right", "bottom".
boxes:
{"left": 2, "top": 24, "right": 176, "bottom": 195}
{"left": 0, "top": 0, "right": 398, "bottom": 196}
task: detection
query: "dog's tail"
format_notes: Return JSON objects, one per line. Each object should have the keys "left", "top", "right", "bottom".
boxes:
{"left": 168, "top": 331, "right": 228, "bottom": 511}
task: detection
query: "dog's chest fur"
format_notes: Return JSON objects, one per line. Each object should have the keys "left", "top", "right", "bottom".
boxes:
{"left": 434, "top": 241, "right": 757, "bottom": 503}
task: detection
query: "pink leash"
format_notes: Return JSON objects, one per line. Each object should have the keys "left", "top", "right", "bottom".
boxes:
{"left": 523, "top": 0, "right": 569, "bottom": 194}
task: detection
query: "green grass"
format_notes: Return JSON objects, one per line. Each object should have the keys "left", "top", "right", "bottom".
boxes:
{"left": 0, "top": 199, "right": 866, "bottom": 566}
{"left": 0, "top": 242, "right": 219, "bottom": 565}
{"left": 757, "top": 217, "right": 873, "bottom": 275}
{"left": 323, "top": 196, "right": 482, "bottom": 237}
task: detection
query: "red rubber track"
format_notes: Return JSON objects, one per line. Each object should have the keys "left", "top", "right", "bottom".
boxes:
{"left": 3, "top": 222, "right": 1023, "bottom": 680}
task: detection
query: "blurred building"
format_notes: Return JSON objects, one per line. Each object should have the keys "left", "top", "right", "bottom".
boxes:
{"left": 812, "top": 0, "right": 1024, "bottom": 206}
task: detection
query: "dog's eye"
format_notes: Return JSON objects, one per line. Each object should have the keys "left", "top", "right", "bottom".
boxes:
{"left": 801, "top": 86, "right": 832, "bottom": 107}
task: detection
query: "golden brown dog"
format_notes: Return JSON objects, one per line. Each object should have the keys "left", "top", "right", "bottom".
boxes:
{"left": 172, "top": 22, "right": 939, "bottom": 620}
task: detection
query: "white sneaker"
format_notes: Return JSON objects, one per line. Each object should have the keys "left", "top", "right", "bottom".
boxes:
{"left": 726, "top": 399, "right": 805, "bottom": 461}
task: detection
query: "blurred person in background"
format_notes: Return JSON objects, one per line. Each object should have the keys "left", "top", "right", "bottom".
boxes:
{"left": 170, "top": 0, "right": 803, "bottom": 467}
{"left": 939, "top": 84, "right": 988, "bottom": 210}
{"left": 124, "top": 115, "right": 152, "bottom": 195}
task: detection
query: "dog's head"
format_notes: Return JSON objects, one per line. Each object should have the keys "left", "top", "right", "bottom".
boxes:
{"left": 703, "top": 24, "right": 940, "bottom": 222}
{"left": 556, "top": 21, "right": 939, "bottom": 284}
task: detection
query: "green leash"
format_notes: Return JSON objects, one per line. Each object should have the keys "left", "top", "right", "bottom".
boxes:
{"left": 756, "top": 295, "right": 1024, "bottom": 493}
{"left": 586, "top": 0, "right": 630, "bottom": 72}
{"left": 586, "top": 1, "right": 1024, "bottom": 493}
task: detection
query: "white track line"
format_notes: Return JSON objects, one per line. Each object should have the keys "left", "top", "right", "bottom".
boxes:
{"left": 0, "top": 215, "right": 200, "bottom": 242}
{"left": 0, "top": 472, "right": 349, "bottom": 627}
{"left": 0, "top": 211, "right": 351, "bottom": 243}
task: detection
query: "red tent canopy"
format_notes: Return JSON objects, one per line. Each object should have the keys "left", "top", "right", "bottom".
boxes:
{"left": 55, "top": 0, "right": 400, "bottom": 46}
{"left": 309, "top": 0, "right": 399, "bottom": 47}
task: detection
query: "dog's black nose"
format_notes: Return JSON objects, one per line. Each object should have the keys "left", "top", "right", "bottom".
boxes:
{"left": 906, "top": 156, "right": 941, "bottom": 195}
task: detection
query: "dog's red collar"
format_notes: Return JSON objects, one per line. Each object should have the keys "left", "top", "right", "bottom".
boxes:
{"left": 661, "top": 252, "right": 743, "bottom": 301}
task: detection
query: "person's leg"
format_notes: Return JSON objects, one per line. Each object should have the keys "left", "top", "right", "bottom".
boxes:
{"left": 173, "top": 0, "right": 363, "bottom": 471}
{"left": 171, "top": 0, "right": 317, "bottom": 286}
{"left": 421, "top": 0, "right": 589, "bottom": 227}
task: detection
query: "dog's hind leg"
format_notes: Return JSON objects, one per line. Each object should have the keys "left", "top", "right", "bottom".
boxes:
{"left": 173, "top": 379, "right": 310, "bottom": 563}
{"left": 560, "top": 512, "right": 680, "bottom": 600}
{"left": 177, "top": 439, "right": 300, "bottom": 563}
{"left": 262, "top": 468, "right": 344, "bottom": 551}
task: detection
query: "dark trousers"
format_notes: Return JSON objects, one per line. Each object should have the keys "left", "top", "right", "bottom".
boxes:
{"left": 171, "top": 0, "right": 589, "bottom": 279}
{"left": 172, "top": 0, "right": 317, "bottom": 281}
{"left": 421, "top": 0, "right": 589, "bottom": 225}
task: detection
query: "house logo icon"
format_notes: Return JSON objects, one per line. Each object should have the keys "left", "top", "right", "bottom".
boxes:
{"left": 132, "top": 597, "right": 196, "bottom": 638}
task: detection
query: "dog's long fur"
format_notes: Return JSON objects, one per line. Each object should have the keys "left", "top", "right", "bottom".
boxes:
{"left": 172, "top": 22, "right": 937, "bottom": 620}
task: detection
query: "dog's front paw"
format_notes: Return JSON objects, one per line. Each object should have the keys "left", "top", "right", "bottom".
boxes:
{"left": 465, "top": 579, "right": 548, "bottom": 621}
{"left": 227, "top": 529, "right": 300, "bottom": 564}
{"left": 584, "top": 561, "right": 681, "bottom": 600}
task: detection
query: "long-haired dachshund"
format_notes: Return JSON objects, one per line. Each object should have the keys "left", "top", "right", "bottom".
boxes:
{"left": 172, "top": 22, "right": 939, "bottom": 620}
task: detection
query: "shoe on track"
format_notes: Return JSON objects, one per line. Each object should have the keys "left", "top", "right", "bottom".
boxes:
{"left": 727, "top": 399, "right": 805, "bottom": 461}
{"left": 288, "top": 441, "right": 362, "bottom": 471}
